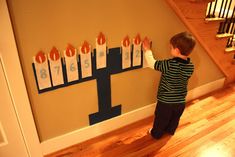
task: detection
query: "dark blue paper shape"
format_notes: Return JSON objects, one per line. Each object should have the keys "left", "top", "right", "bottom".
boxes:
{"left": 32, "top": 47, "right": 143, "bottom": 125}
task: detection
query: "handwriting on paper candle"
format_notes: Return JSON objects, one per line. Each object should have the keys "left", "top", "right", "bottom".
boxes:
{"left": 133, "top": 34, "right": 142, "bottom": 66}
{"left": 96, "top": 32, "right": 107, "bottom": 69}
{"left": 80, "top": 41, "right": 92, "bottom": 78}
{"left": 33, "top": 32, "right": 146, "bottom": 92}
{"left": 64, "top": 44, "right": 79, "bottom": 82}
{"left": 122, "top": 36, "right": 131, "bottom": 69}
{"left": 49, "top": 47, "right": 64, "bottom": 86}
{"left": 34, "top": 51, "right": 51, "bottom": 89}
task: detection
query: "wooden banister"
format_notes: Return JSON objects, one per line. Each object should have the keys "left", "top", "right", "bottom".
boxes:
{"left": 166, "top": 0, "right": 235, "bottom": 85}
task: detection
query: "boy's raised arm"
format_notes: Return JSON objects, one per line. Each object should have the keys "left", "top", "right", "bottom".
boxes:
{"left": 142, "top": 37, "right": 155, "bottom": 69}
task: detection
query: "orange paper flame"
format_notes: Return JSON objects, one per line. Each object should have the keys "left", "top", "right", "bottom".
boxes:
{"left": 81, "top": 41, "right": 90, "bottom": 54}
{"left": 123, "top": 36, "right": 130, "bottom": 47}
{"left": 134, "top": 34, "right": 141, "bottom": 45}
{"left": 35, "top": 51, "right": 46, "bottom": 64}
{"left": 97, "top": 32, "right": 106, "bottom": 45}
{"left": 49, "top": 47, "right": 60, "bottom": 61}
{"left": 65, "top": 44, "right": 76, "bottom": 57}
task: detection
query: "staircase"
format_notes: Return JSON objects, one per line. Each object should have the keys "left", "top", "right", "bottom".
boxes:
{"left": 166, "top": 0, "right": 235, "bottom": 85}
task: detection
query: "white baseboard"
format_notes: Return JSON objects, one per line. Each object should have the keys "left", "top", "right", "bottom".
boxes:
{"left": 186, "top": 78, "right": 225, "bottom": 102}
{"left": 41, "top": 77, "right": 225, "bottom": 155}
{"left": 41, "top": 103, "right": 156, "bottom": 155}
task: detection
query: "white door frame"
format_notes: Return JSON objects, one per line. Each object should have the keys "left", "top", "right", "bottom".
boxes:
{"left": 0, "top": 0, "right": 43, "bottom": 156}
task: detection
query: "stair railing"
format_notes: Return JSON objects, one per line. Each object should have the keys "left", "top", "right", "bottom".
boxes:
{"left": 206, "top": 0, "right": 235, "bottom": 50}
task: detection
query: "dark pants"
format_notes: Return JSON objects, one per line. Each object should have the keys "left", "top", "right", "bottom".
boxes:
{"left": 151, "top": 101, "right": 185, "bottom": 139}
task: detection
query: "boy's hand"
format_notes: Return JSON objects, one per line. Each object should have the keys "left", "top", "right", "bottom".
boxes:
{"left": 142, "top": 37, "right": 151, "bottom": 52}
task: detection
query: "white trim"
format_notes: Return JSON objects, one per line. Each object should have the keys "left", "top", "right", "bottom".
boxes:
{"left": 0, "top": 0, "right": 42, "bottom": 156}
{"left": 41, "top": 77, "right": 225, "bottom": 156}
{"left": 186, "top": 78, "right": 225, "bottom": 102}
{"left": 0, "top": 53, "right": 30, "bottom": 156}
{"left": 41, "top": 103, "right": 156, "bottom": 155}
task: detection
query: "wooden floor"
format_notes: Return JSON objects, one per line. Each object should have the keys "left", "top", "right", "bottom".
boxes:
{"left": 46, "top": 83, "right": 235, "bottom": 157}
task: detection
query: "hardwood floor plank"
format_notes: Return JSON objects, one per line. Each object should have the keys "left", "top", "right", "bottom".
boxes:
{"left": 45, "top": 84, "right": 235, "bottom": 157}
{"left": 167, "top": 119, "right": 235, "bottom": 157}
{"left": 197, "top": 132, "right": 235, "bottom": 157}
{"left": 155, "top": 113, "right": 235, "bottom": 156}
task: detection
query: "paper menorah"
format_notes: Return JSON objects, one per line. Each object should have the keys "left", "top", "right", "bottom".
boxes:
{"left": 32, "top": 33, "right": 143, "bottom": 125}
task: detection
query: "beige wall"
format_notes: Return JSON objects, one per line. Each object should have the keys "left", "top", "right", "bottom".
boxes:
{"left": 7, "top": 0, "right": 224, "bottom": 141}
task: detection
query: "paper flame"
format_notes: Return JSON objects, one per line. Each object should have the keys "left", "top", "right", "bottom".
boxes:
{"left": 81, "top": 41, "right": 90, "bottom": 54}
{"left": 35, "top": 51, "right": 46, "bottom": 64}
{"left": 134, "top": 34, "right": 141, "bottom": 45}
{"left": 66, "top": 44, "right": 76, "bottom": 57}
{"left": 97, "top": 32, "right": 106, "bottom": 45}
{"left": 123, "top": 36, "right": 130, "bottom": 47}
{"left": 49, "top": 47, "right": 60, "bottom": 61}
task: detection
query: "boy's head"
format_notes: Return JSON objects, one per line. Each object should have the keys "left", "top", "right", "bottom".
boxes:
{"left": 170, "top": 32, "right": 196, "bottom": 57}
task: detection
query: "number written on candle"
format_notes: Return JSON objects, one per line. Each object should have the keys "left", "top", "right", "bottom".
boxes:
{"left": 132, "top": 34, "right": 142, "bottom": 66}
{"left": 96, "top": 32, "right": 107, "bottom": 69}
{"left": 64, "top": 44, "right": 79, "bottom": 82}
{"left": 48, "top": 47, "right": 64, "bottom": 86}
{"left": 40, "top": 68, "right": 47, "bottom": 79}
{"left": 80, "top": 41, "right": 92, "bottom": 78}
{"left": 70, "top": 62, "right": 76, "bottom": 72}
{"left": 122, "top": 36, "right": 131, "bottom": 69}
{"left": 34, "top": 51, "right": 52, "bottom": 90}
{"left": 125, "top": 52, "right": 129, "bottom": 60}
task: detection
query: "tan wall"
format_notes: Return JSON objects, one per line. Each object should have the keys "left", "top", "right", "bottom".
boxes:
{"left": 7, "top": 0, "right": 224, "bottom": 141}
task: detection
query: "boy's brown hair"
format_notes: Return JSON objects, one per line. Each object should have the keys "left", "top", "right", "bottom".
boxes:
{"left": 170, "top": 32, "right": 196, "bottom": 56}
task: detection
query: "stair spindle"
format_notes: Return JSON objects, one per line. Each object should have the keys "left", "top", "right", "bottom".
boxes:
{"left": 220, "top": 0, "right": 233, "bottom": 33}
{"left": 218, "top": 0, "right": 225, "bottom": 17}
{"left": 206, "top": 2, "right": 214, "bottom": 18}
{"left": 221, "top": 0, "right": 229, "bottom": 18}
{"left": 226, "top": 6, "right": 235, "bottom": 33}
{"left": 212, "top": 0, "right": 218, "bottom": 17}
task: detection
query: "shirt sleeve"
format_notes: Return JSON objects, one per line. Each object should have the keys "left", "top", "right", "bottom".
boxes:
{"left": 185, "top": 64, "right": 194, "bottom": 78}
{"left": 144, "top": 50, "right": 170, "bottom": 73}
{"left": 144, "top": 50, "right": 156, "bottom": 69}
{"left": 154, "top": 59, "right": 171, "bottom": 73}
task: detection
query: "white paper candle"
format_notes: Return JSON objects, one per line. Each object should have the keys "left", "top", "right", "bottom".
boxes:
{"left": 48, "top": 47, "right": 64, "bottom": 86}
{"left": 64, "top": 44, "right": 79, "bottom": 82}
{"left": 96, "top": 32, "right": 107, "bottom": 69}
{"left": 132, "top": 34, "right": 142, "bottom": 67}
{"left": 142, "top": 37, "right": 151, "bottom": 68}
{"left": 121, "top": 36, "right": 131, "bottom": 69}
{"left": 80, "top": 41, "right": 92, "bottom": 78}
{"left": 33, "top": 51, "right": 51, "bottom": 90}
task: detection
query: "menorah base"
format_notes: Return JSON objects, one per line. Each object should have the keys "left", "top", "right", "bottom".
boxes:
{"left": 89, "top": 105, "right": 121, "bottom": 125}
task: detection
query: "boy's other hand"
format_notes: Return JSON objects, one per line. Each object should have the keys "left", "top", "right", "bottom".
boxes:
{"left": 142, "top": 37, "right": 151, "bottom": 52}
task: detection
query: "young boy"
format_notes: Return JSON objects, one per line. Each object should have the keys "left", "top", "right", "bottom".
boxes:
{"left": 142, "top": 32, "right": 196, "bottom": 139}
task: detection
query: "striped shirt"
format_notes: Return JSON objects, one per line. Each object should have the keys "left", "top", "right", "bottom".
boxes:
{"left": 154, "top": 57, "right": 194, "bottom": 103}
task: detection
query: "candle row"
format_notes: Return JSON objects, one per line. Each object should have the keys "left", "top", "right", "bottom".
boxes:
{"left": 33, "top": 33, "right": 143, "bottom": 91}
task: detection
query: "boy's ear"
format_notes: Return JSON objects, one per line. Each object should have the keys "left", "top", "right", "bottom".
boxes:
{"left": 174, "top": 48, "right": 181, "bottom": 55}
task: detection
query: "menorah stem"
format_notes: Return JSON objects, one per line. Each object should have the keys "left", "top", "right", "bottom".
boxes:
{"left": 88, "top": 49, "right": 122, "bottom": 125}
{"left": 96, "top": 69, "right": 112, "bottom": 111}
